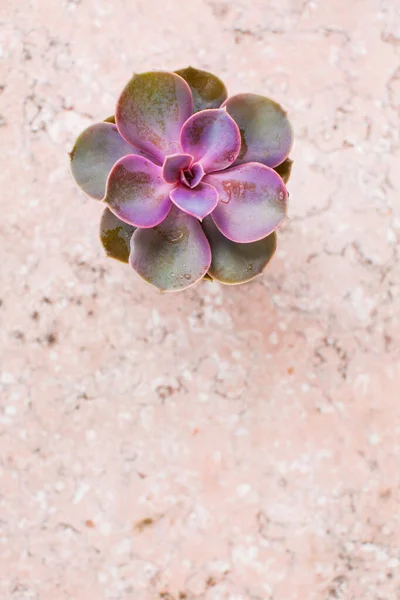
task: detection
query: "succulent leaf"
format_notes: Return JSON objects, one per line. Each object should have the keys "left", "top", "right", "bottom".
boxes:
{"left": 223, "top": 94, "right": 294, "bottom": 168}
{"left": 180, "top": 108, "right": 241, "bottom": 174}
{"left": 205, "top": 162, "right": 287, "bottom": 243}
{"left": 202, "top": 217, "right": 277, "bottom": 284}
{"left": 179, "top": 162, "right": 204, "bottom": 188}
{"left": 100, "top": 207, "right": 136, "bottom": 263}
{"left": 116, "top": 72, "right": 193, "bottom": 164}
{"left": 104, "top": 155, "right": 172, "bottom": 228}
{"left": 170, "top": 182, "right": 219, "bottom": 220}
{"left": 129, "top": 206, "right": 211, "bottom": 292}
{"left": 70, "top": 122, "right": 137, "bottom": 200}
{"left": 162, "top": 153, "right": 193, "bottom": 184}
{"left": 175, "top": 66, "right": 228, "bottom": 112}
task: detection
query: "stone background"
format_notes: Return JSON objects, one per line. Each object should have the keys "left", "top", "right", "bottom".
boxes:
{"left": 0, "top": 0, "right": 399, "bottom": 598}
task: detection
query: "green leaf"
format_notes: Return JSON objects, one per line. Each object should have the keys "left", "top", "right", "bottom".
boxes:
{"left": 223, "top": 93, "right": 294, "bottom": 168}
{"left": 202, "top": 217, "right": 277, "bottom": 284}
{"left": 129, "top": 206, "right": 211, "bottom": 291}
{"left": 70, "top": 122, "right": 135, "bottom": 199}
{"left": 100, "top": 207, "right": 136, "bottom": 263}
{"left": 175, "top": 66, "right": 228, "bottom": 112}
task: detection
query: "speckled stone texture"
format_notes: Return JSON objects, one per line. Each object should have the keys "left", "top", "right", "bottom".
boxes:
{"left": 0, "top": 1, "right": 399, "bottom": 598}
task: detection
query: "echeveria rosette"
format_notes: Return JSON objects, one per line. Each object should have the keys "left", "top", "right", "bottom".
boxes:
{"left": 70, "top": 67, "right": 294, "bottom": 291}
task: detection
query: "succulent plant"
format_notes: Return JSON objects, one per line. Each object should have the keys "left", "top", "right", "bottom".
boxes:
{"left": 70, "top": 67, "right": 293, "bottom": 291}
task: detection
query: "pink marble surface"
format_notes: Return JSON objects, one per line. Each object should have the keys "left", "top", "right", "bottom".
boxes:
{"left": 1, "top": 0, "right": 400, "bottom": 598}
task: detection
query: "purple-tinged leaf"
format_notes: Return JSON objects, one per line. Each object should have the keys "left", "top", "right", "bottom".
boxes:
{"left": 223, "top": 94, "right": 294, "bottom": 168}
{"left": 180, "top": 108, "right": 241, "bottom": 173}
{"left": 202, "top": 217, "right": 277, "bottom": 284}
{"left": 162, "top": 153, "right": 193, "bottom": 184}
{"left": 205, "top": 163, "right": 287, "bottom": 243}
{"left": 129, "top": 206, "right": 211, "bottom": 292}
{"left": 180, "top": 162, "right": 205, "bottom": 188}
{"left": 175, "top": 66, "right": 228, "bottom": 112}
{"left": 104, "top": 155, "right": 172, "bottom": 228}
{"left": 170, "top": 182, "right": 219, "bottom": 220}
{"left": 274, "top": 157, "right": 293, "bottom": 184}
{"left": 116, "top": 72, "right": 193, "bottom": 164}
{"left": 100, "top": 207, "right": 136, "bottom": 263}
{"left": 70, "top": 122, "right": 137, "bottom": 200}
